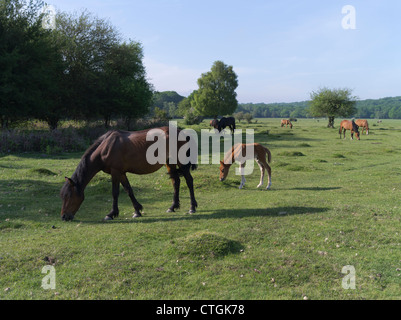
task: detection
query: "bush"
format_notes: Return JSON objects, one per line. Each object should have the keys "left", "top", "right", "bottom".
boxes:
{"left": 183, "top": 112, "right": 203, "bottom": 125}
{"left": 0, "top": 128, "right": 88, "bottom": 153}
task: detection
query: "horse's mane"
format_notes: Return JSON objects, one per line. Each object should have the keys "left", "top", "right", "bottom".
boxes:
{"left": 71, "top": 130, "right": 116, "bottom": 186}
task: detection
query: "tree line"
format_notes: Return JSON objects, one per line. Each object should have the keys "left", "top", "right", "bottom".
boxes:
{"left": 0, "top": 0, "right": 153, "bottom": 130}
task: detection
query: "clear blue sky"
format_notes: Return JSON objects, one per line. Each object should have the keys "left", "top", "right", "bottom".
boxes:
{"left": 48, "top": 0, "right": 401, "bottom": 103}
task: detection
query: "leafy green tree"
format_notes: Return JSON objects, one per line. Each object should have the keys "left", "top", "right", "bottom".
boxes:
{"left": 309, "top": 87, "right": 358, "bottom": 128}
{"left": 0, "top": 0, "right": 63, "bottom": 129}
{"left": 234, "top": 111, "right": 244, "bottom": 123}
{"left": 53, "top": 10, "right": 121, "bottom": 122}
{"left": 99, "top": 41, "right": 153, "bottom": 128}
{"left": 192, "top": 61, "right": 238, "bottom": 117}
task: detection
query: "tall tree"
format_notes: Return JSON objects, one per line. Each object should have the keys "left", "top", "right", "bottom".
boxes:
{"left": 0, "top": 0, "right": 62, "bottom": 129}
{"left": 53, "top": 10, "right": 121, "bottom": 121}
{"left": 192, "top": 61, "right": 238, "bottom": 117}
{"left": 99, "top": 41, "right": 153, "bottom": 128}
{"left": 309, "top": 87, "right": 358, "bottom": 128}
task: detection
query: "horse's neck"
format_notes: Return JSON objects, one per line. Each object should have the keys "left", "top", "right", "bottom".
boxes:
{"left": 72, "top": 154, "right": 101, "bottom": 190}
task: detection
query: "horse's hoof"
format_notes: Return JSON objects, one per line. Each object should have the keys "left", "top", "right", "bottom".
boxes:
{"left": 188, "top": 210, "right": 196, "bottom": 214}
{"left": 166, "top": 208, "right": 174, "bottom": 213}
{"left": 133, "top": 213, "right": 142, "bottom": 218}
{"left": 103, "top": 216, "right": 113, "bottom": 221}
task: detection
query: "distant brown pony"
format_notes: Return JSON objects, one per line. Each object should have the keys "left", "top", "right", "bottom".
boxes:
{"left": 355, "top": 119, "right": 369, "bottom": 135}
{"left": 339, "top": 120, "right": 360, "bottom": 140}
{"left": 281, "top": 119, "right": 293, "bottom": 128}
{"left": 210, "top": 119, "right": 219, "bottom": 129}
{"left": 60, "top": 127, "right": 198, "bottom": 221}
{"left": 219, "top": 143, "right": 272, "bottom": 190}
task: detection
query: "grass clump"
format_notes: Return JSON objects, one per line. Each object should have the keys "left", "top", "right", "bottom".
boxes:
{"left": 171, "top": 231, "right": 242, "bottom": 259}
{"left": 278, "top": 151, "right": 305, "bottom": 157}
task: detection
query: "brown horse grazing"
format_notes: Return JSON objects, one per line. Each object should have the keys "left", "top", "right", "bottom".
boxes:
{"left": 219, "top": 143, "right": 272, "bottom": 190}
{"left": 210, "top": 119, "right": 219, "bottom": 129}
{"left": 339, "top": 120, "right": 360, "bottom": 140}
{"left": 281, "top": 119, "right": 293, "bottom": 128}
{"left": 60, "top": 127, "right": 197, "bottom": 221}
{"left": 355, "top": 119, "right": 369, "bottom": 135}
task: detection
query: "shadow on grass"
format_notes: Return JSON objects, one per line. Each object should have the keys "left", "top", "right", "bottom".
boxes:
{"left": 86, "top": 206, "right": 330, "bottom": 225}
{"left": 290, "top": 187, "right": 342, "bottom": 191}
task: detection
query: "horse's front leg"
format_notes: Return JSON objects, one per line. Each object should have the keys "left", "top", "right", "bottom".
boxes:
{"left": 166, "top": 165, "right": 180, "bottom": 213}
{"left": 182, "top": 167, "right": 197, "bottom": 214}
{"left": 120, "top": 174, "right": 143, "bottom": 218}
{"left": 104, "top": 173, "right": 121, "bottom": 221}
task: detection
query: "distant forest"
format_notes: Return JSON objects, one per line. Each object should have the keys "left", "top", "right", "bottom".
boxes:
{"left": 152, "top": 91, "right": 401, "bottom": 120}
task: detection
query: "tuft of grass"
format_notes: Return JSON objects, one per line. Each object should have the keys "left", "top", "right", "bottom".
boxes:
{"left": 332, "top": 153, "right": 346, "bottom": 158}
{"left": 29, "top": 168, "right": 57, "bottom": 176}
{"left": 278, "top": 151, "right": 305, "bottom": 157}
{"left": 170, "top": 231, "right": 242, "bottom": 259}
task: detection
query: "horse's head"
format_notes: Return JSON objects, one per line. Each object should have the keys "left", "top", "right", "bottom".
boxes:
{"left": 60, "top": 177, "right": 84, "bottom": 221}
{"left": 219, "top": 161, "right": 231, "bottom": 181}
{"left": 352, "top": 121, "right": 360, "bottom": 140}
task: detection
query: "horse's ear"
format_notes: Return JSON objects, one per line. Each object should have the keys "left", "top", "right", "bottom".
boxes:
{"left": 65, "top": 177, "right": 75, "bottom": 186}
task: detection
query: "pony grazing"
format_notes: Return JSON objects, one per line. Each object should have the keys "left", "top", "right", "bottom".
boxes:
{"left": 217, "top": 117, "right": 236, "bottom": 134}
{"left": 60, "top": 127, "right": 198, "bottom": 221}
{"left": 210, "top": 119, "right": 219, "bottom": 129}
{"left": 339, "top": 120, "right": 360, "bottom": 140}
{"left": 219, "top": 143, "right": 272, "bottom": 190}
{"left": 355, "top": 119, "right": 369, "bottom": 135}
{"left": 281, "top": 119, "right": 293, "bottom": 128}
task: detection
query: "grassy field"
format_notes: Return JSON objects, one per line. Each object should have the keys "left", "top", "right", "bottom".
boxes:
{"left": 1, "top": 118, "right": 401, "bottom": 300}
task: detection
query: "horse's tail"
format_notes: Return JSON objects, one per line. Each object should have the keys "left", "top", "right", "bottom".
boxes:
{"left": 264, "top": 146, "right": 272, "bottom": 163}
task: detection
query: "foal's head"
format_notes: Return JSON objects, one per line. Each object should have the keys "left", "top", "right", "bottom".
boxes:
{"left": 219, "top": 161, "right": 231, "bottom": 182}
{"left": 60, "top": 177, "right": 84, "bottom": 221}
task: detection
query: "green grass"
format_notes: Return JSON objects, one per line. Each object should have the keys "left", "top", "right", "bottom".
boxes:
{"left": 1, "top": 118, "right": 401, "bottom": 300}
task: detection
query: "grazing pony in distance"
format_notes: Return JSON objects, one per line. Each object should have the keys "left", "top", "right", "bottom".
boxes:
{"left": 355, "top": 119, "right": 369, "bottom": 135}
{"left": 210, "top": 119, "right": 219, "bottom": 129}
{"left": 217, "top": 116, "right": 236, "bottom": 134}
{"left": 219, "top": 143, "right": 272, "bottom": 190}
{"left": 339, "top": 120, "right": 360, "bottom": 140}
{"left": 60, "top": 127, "right": 198, "bottom": 221}
{"left": 281, "top": 119, "right": 293, "bottom": 128}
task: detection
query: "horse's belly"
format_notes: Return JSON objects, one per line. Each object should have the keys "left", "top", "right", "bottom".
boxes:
{"left": 128, "top": 163, "right": 164, "bottom": 175}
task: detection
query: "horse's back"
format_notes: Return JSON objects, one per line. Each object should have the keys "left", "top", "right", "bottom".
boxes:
{"left": 97, "top": 127, "right": 169, "bottom": 174}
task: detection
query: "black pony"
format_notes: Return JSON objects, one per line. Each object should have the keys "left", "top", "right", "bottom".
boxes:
{"left": 217, "top": 117, "right": 236, "bottom": 134}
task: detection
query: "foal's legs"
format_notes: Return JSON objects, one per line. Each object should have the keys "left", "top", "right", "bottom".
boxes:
{"left": 256, "top": 158, "right": 272, "bottom": 189}
{"left": 239, "top": 163, "right": 246, "bottom": 189}
{"left": 256, "top": 160, "right": 265, "bottom": 188}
